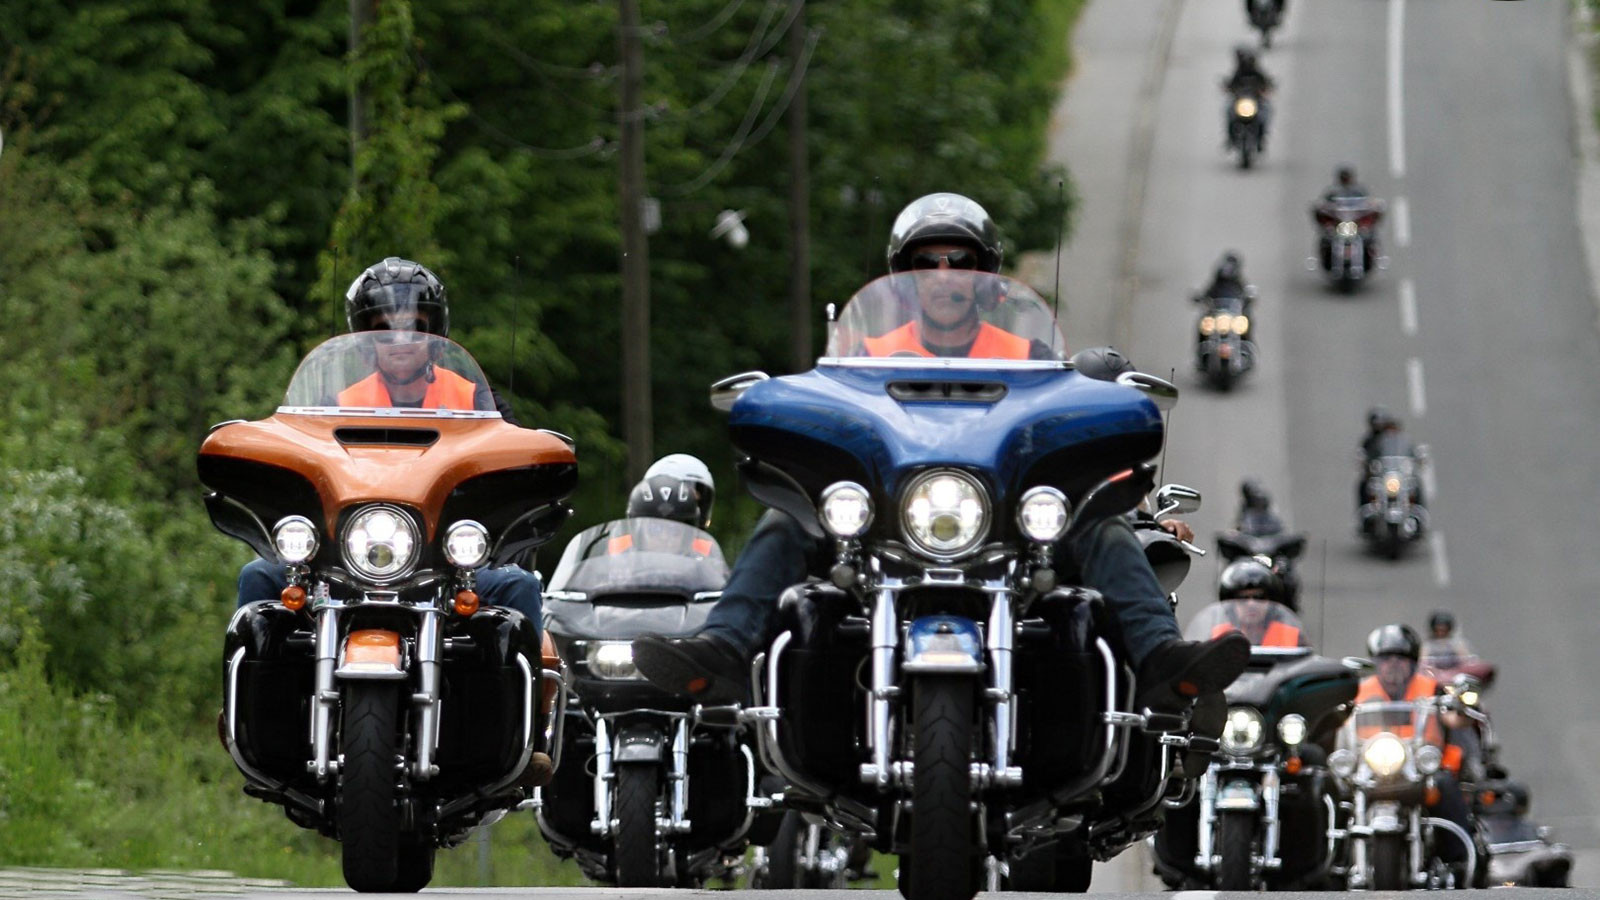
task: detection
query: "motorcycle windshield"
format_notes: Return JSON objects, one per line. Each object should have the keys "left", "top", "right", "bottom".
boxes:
{"left": 1182, "top": 600, "right": 1305, "bottom": 646}
{"left": 823, "top": 271, "right": 1068, "bottom": 362}
{"left": 1342, "top": 699, "right": 1442, "bottom": 747}
{"left": 1420, "top": 637, "right": 1476, "bottom": 669}
{"left": 546, "top": 518, "right": 728, "bottom": 596}
{"left": 278, "top": 333, "right": 498, "bottom": 418}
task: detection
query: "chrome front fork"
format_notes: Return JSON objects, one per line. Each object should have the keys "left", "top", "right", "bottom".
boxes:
{"left": 413, "top": 609, "right": 442, "bottom": 779}
{"left": 591, "top": 718, "right": 613, "bottom": 836}
{"left": 1196, "top": 765, "right": 1218, "bottom": 868}
{"left": 986, "top": 592, "right": 1021, "bottom": 786}
{"left": 667, "top": 717, "right": 691, "bottom": 833}
{"left": 1260, "top": 769, "right": 1282, "bottom": 869}
{"left": 860, "top": 588, "right": 898, "bottom": 787}
{"left": 311, "top": 606, "right": 339, "bottom": 780}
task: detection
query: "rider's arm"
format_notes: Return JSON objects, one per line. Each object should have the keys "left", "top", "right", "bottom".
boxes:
{"left": 482, "top": 384, "right": 523, "bottom": 427}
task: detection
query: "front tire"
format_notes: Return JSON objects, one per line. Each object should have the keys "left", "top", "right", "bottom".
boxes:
{"left": 761, "top": 811, "right": 805, "bottom": 888}
{"left": 1217, "top": 810, "right": 1257, "bottom": 890}
{"left": 908, "top": 676, "right": 980, "bottom": 900}
{"left": 1372, "top": 833, "right": 1409, "bottom": 890}
{"left": 338, "top": 682, "right": 405, "bottom": 893}
{"left": 613, "top": 762, "right": 662, "bottom": 887}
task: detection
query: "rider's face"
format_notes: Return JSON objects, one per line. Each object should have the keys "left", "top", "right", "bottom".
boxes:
{"left": 910, "top": 242, "right": 980, "bottom": 331}
{"left": 1376, "top": 654, "right": 1416, "bottom": 696}
{"left": 373, "top": 312, "right": 430, "bottom": 380}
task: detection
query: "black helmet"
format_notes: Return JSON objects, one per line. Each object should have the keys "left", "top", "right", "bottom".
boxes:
{"left": 1218, "top": 558, "right": 1283, "bottom": 603}
{"left": 1336, "top": 164, "right": 1356, "bottom": 186}
{"left": 886, "top": 193, "right": 1003, "bottom": 274}
{"left": 1234, "top": 45, "right": 1257, "bottom": 67}
{"left": 1427, "top": 610, "right": 1456, "bottom": 634}
{"left": 643, "top": 453, "right": 715, "bottom": 528}
{"left": 345, "top": 257, "right": 450, "bottom": 337}
{"left": 1070, "top": 346, "right": 1136, "bottom": 382}
{"left": 1216, "top": 251, "right": 1243, "bottom": 282}
{"left": 1366, "top": 623, "right": 1421, "bottom": 660}
{"left": 1240, "top": 478, "right": 1271, "bottom": 511}
{"left": 627, "top": 473, "right": 710, "bottom": 529}
{"left": 1366, "top": 405, "right": 1398, "bottom": 433}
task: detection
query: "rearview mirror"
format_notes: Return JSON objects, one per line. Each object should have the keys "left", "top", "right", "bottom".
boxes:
{"left": 1154, "top": 484, "right": 1201, "bottom": 518}
{"left": 710, "top": 370, "right": 770, "bottom": 412}
{"left": 1115, "top": 371, "right": 1178, "bottom": 413}
{"left": 1342, "top": 656, "right": 1374, "bottom": 672}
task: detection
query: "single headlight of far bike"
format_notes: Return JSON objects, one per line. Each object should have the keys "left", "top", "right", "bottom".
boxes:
{"left": 1414, "top": 744, "right": 1443, "bottom": 775}
{"left": 1277, "top": 713, "right": 1308, "bottom": 747}
{"left": 902, "top": 469, "right": 990, "bottom": 560}
{"left": 1235, "top": 96, "right": 1259, "bottom": 118}
{"left": 1017, "top": 486, "right": 1069, "bottom": 543}
{"left": 1460, "top": 689, "right": 1480, "bottom": 708}
{"left": 443, "top": 520, "right": 491, "bottom": 569}
{"left": 1232, "top": 314, "right": 1250, "bottom": 335}
{"left": 1199, "top": 315, "right": 1217, "bottom": 336}
{"left": 587, "top": 641, "right": 643, "bottom": 681}
{"left": 1362, "top": 733, "right": 1409, "bottom": 778}
{"left": 342, "top": 505, "right": 419, "bottom": 583}
{"left": 1221, "top": 707, "right": 1265, "bottom": 755}
{"left": 820, "top": 481, "right": 874, "bottom": 539}
{"left": 1385, "top": 475, "right": 1403, "bottom": 496}
{"left": 272, "top": 515, "right": 319, "bottom": 565}
{"left": 1336, "top": 220, "right": 1360, "bottom": 238}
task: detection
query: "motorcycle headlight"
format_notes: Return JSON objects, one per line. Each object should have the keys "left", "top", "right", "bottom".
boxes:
{"left": 272, "top": 515, "right": 319, "bottom": 565}
{"left": 443, "top": 520, "right": 491, "bottom": 569}
{"left": 1329, "top": 748, "right": 1357, "bottom": 779}
{"left": 1199, "top": 316, "right": 1217, "bottom": 336}
{"left": 1221, "top": 707, "right": 1265, "bottom": 756}
{"left": 1215, "top": 313, "right": 1234, "bottom": 334}
{"left": 1385, "top": 475, "right": 1403, "bottom": 496}
{"left": 342, "top": 505, "right": 420, "bottom": 583}
{"left": 587, "top": 641, "right": 644, "bottom": 681}
{"left": 902, "top": 470, "right": 990, "bottom": 560}
{"left": 1277, "top": 713, "right": 1307, "bottom": 747}
{"left": 1235, "top": 96, "right": 1258, "bottom": 118}
{"left": 1460, "top": 689, "right": 1480, "bottom": 708}
{"left": 1362, "top": 733, "right": 1408, "bottom": 778}
{"left": 1415, "top": 744, "right": 1443, "bottom": 775}
{"left": 1232, "top": 314, "right": 1250, "bottom": 335}
{"left": 1017, "top": 486, "right": 1069, "bottom": 543}
{"left": 1336, "top": 220, "right": 1359, "bottom": 238}
{"left": 820, "top": 481, "right": 873, "bottom": 539}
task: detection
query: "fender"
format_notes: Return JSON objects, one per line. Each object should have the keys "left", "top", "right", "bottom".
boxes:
{"left": 902, "top": 616, "right": 984, "bottom": 674}
{"left": 614, "top": 722, "right": 670, "bottom": 763}
{"left": 336, "top": 629, "right": 406, "bottom": 680}
{"left": 1215, "top": 778, "right": 1261, "bottom": 812}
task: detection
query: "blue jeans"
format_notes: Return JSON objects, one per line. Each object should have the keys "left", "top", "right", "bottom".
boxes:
{"left": 236, "top": 557, "right": 543, "bottom": 623}
{"left": 702, "top": 511, "right": 1180, "bottom": 667}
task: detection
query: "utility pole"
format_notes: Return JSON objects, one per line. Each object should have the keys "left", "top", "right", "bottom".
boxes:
{"left": 348, "top": 0, "right": 371, "bottom": 180}
{"left": 618, "top": 0, "right": 653, "bottom": 481}
{"left": 787, "top": 0, "right": 811, "bottom": 371}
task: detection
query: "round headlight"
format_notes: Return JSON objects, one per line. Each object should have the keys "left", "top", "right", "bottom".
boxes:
{"left": 1017, "top": 486, "right": 1069, "bottom": 543}
{"left": 1199, "top": 316, "right": 1216, "bottom": 336}
{"left": 342, "top": 505, "right": 419, "bottom": 583}
{"left": 901, "top": 470, "right": 990, "bottom": 560}
{"left": 443, "top": 520, "right": 491, "bottom": 569}
{"left": 1215, "top": 313, "right": 1234, "bottom": 334}
{"left": 1415, "top": 744, "right": 1443, "bottom": 775}
{"left": 1233, "top": 314, "right": 1250, "bottom": 335}
{"left": 1221, "top": 707, "right": 1265, "bottom": 756}
{"left": 1362, "top": 733, "right": 1408, "bottom": 778}
{"left": 1328, "top": 748, "right": 1357, "bottom": 779}
{"left": 820, "top": 481, "right": 873, "bottom": 539}
{"left": 272, "top": 515, "right": 319, "bottom": 565}
{"left": 1460, "top": 690, "right": 1479, "bottom": 708}
{"left": 1336, "top": 220, "right": 1359, "bottom": 238}
{"left": 1235, "top": 96, "right": 1258, "bottom": 117}
{"left": 1277, "top": 713, "right": 1307, "bottom": 747}
{"left": 587, "top": 641, "right": 643, "bottom": 681}
{"left": 1384, "top": 475, "right": 1403, "bottom": 496}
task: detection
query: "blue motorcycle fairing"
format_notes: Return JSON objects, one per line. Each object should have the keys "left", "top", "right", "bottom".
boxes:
{"left": 728, "top": 364, "right": 1164, "bottom": 512}
{"left": 902, "top": 615, "right": 985, "bottom": 674}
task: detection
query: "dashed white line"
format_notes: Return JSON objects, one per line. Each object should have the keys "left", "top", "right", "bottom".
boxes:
{"left": 1394, "top": 195, "right": 1411, "bottom": 247}
{"left": 1388, "top": 0, "right": 1407, "bottom": 178}
{"left": 1399, "top": 278, "right": 1418, "bottom": 335}
{"left": 1407, "top": 357, "right": 1426, "bottom": 416}
{"left": 1430, "top": 531, "right": 1450, "bottom": 588}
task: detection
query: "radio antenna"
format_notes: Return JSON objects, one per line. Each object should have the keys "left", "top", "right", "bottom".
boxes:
{"left": 1318, "top": 537, "right": 1329, "bottom": 647}
{"left": 332, "top": 244, "right": 342, "bottom": 338}
{"left": 1156, "top": 366, "right": 1175, "bottom": 486}
{"left": 1052, "top": 178, "right": 1066, "bottom": 329}
{"left": 509, "top": 254, "right": 521, "bottom": 396}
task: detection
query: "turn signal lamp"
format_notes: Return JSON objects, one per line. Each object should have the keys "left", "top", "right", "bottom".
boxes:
{"left": 454, "top": 589, "right": 480, "bottom": 616}
{"left": 280, "top": 585, "right": 307, "bottom": 612}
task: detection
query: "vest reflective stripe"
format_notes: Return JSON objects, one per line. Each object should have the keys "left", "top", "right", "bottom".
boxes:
{"left": 606, "top": 534, "right": 633, "bottom": 555}
{"left": 1208, "top": 620, "right": 1301, "bottom": 647}
{"left": 691, "top": 537, "right": 713, "bottom": 556}
{"left": 860, "top": 321, "right": 1031, "bottom": 360}
{"left": 337, "top": 367, "right": 478, "bottom": 410}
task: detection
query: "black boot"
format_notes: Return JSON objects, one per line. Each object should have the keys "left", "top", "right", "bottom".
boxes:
{"left": 1181, "top": 691, "right": 1227, "bottom": 778}
{"left": 632, "top": 632, "right": 750, "bottom": 705}
{"left": 1136, "top": 632, "right": 1251, "bottom": 714}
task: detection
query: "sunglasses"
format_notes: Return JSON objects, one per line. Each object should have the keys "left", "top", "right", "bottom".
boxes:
{"left": 373, "top": 329, "right": 428, "bottom": 346}
{"left": 910, "top": 249, "right": 978, "bottom": 271}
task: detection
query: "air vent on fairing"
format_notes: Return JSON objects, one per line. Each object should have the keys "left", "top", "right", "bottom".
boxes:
{"left": 886, "top": 381, "right": 1008, "bottom": 403}
{"left": 334, "top": 427, "right": 440, "bottom": 447}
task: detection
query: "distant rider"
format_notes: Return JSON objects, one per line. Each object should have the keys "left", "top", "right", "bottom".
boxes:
{"left": 1235, "top": 478, "right": 1285, "bottom": 536}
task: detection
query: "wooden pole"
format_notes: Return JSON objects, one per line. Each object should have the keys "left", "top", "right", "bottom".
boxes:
{"left": 618, "top": 0, "right": 653, "bottom": 481}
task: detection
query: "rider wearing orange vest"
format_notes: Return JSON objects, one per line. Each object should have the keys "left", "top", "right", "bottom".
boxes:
{"left": 1210, "top": 559, "right": 1308, "bottom": 647}
{"left": 337, "top": 363, "right": 481, "bottom": 410}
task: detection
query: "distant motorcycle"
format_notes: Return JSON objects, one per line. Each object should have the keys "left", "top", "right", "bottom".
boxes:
{"left": 1358, "top": 453, "right": 1428, "bottom": 559}
{"left": 1310, "top": 197, "right": 1385, "bottom": 291}
{"left": 1193, "top": 288, "right": 1257, "bottom": 391}
{"left": 538, "top": 517, "right": 779, "bottom": 887}
{"left": 1216, "top": 530, "right": 1305, "bottom": 610}
{"left": 1478, "top": 779, "right": 1573, "bottom": 887}
{"left": 1227, "top": 89, "right": 1268, "bottom": 169}
{"left": 1246, "top": 0, "right": 1286, "bottom": 48}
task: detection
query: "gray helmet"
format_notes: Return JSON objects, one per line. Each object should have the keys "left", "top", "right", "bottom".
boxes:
{"left": 640, "top": 454, "right": 715, "bottom": 528}
{"left": 345, "top": 257, "right": 449, "bottom": 337}
{"left": 886, "top": 193, "right": 1003, "bottom": 274}
{"left": 1218, "top": 558, "right": 1283, "bottom": 603}
{"left": 627, "top": 474, "right": 708, "bottom": 529}
{"left": 1366, "top": 623, "right": 1421, "bottom": 660}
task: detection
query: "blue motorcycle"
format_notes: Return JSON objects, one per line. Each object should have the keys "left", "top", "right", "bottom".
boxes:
{"left": 713, "top": 271, "right": 1208, "bottom": 899}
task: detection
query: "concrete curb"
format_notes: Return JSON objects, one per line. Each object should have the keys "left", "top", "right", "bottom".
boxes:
{"left": 1566, "top": 0, "right": 1600, "bottom": 331}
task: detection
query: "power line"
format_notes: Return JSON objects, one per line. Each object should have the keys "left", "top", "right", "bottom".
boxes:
{"left": 662, "top": 0, "right": 753, "bottom": 43}
{"left": 482, "top": 29, "right": 614, "bottom": 81}
{"left": 635, "top": 0, "right": 783, "bottom": 123}
{"left": 420, "top": 52, "right": 614, "bottom": 159}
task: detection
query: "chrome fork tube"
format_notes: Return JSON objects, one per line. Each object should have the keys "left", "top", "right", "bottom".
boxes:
{"left": 592, "top": 718, "right": 613, "bottom": 837}
{"left": 867, "top": 588, "right": 897, "bottom": 788}
{"left": 311, "top": 606, "right": 340, "bottom": 780}
{"left": 1352, "top": 791, "right": 1368, "bottom": 885}
{"left": 669, "top": 717, "right": 690, "bottom": 831}
{"left": 1196, "top": 764, "right": 1218, "bottom": 870}
{"left": 986, "top": 592, "right": 1016, "bottom": 782}
{"left": 413, "top": 609, "right": 442, "bottom": 779}
{"left": 1261, "top": 768, "right": 1282, "bottom": 867}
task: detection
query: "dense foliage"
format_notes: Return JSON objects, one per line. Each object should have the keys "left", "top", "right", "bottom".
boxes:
{"left": 0, "top": 0, "right": 1081, "bottom": 882}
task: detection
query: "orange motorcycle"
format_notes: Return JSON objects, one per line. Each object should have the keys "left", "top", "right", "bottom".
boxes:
{"left": 201, "top": 332, "right": 574, "bottom": 892}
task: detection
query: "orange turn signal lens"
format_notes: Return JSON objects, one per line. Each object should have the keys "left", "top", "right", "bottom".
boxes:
{"left": 1424, "top": 786, "right": 1441, "bottom": 807}
{"left": 1284, "top": 756, "right": 1303, "bottom": 775}
{"left": 280, "top": 585, "right": 307, "bottom": 611}
{"left": 454, "top": 589, "right": 480, "bottom": 616}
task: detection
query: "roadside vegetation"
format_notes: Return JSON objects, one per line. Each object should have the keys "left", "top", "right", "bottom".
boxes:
{"left": 0, "top": 0, "right": 1083, "bottom": 885}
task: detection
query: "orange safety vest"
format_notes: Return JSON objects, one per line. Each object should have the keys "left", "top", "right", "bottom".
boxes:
{"left": 1210, "top": 620, "right": 1302, "bottom": 648}
{"left": 1353, "top": 673, "right": 1461, "bottom": 772}
{"left": 337, "top": 367, "right": 479, "bottom": 410}
{"left": 860, "top": 321, "right": 1032, "bottom": 360}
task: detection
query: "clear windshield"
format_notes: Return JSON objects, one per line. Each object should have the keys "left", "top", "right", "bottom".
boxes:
{"left": 546, "top": 518, "right": 729, "bottom": 596}
{"left": 823, "top": 271, "right": 1068, "bottom": 361}
{"left": 279, "top": 333, "right": 497, "bottom": 417}
{"left": 1421, "top": 636, "right": 1477, "bottom": 669}
{"left": 1183, "top": 600, "right": 1306, "bottom": 647}
{"left": 1340, "top": 698, "right": 1443, "bottom": 749}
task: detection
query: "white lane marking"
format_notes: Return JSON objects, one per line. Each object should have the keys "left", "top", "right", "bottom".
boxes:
{"left": 1407, "top": 357, "right": 1427, "bottom": 416}
{"left": 1388, "top": 0, "right": 1407, "bottom": 178}
{"left": 1173, "top": 892, "right": 1220, "bottom": 900}
{"left": 1399, "top": 278, "right": 1418, "bottom": 335}
{"left": 1430, "top": 531, "right": 1450, "bottom": 587}
{"left": 1394, "top": 195, "right": 1411, "bottom": 247}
